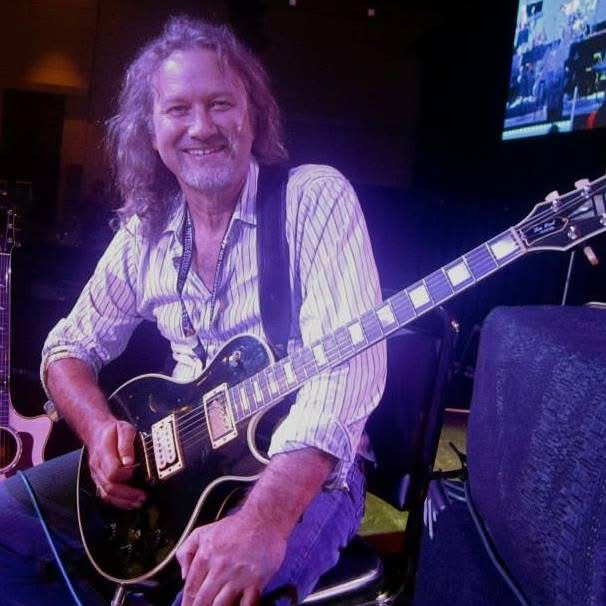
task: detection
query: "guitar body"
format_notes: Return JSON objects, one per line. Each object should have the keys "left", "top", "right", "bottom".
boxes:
{"left": 77, "top": 334, "right": 276, "bottom": 584}
{"left": 0, "top": 408, "right": 51, "bottom": 480}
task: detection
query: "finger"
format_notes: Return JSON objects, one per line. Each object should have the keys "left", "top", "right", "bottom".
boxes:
{"left": 177, "top": 532, "right": 200, "bottom": 580}
{"left": 240, "top": 586, "right": 260, "bottom": 606}
{"left": 211, "top": 583, "right": 242, "bottom": 606}
{"left": 192, "top": 570, "right": 226, "bottom": 606}
{"left": 182, "top": 554, "right": 209, "bottom": 606}
{"left": 103, "top": 481, "right": 146, "bottom": 503}
{"left": 116, "top": 421, "right": 137, "bottom": 466}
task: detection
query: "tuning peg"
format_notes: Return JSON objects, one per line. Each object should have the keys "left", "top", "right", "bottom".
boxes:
{"left": 545, "top": 190, "right": 560, "bottom": 209}
{"left": 575, "top": 178, "right": 590, "bottom": 189}
{"left": 583, "top": 245, "right": 599, "bottom": 266}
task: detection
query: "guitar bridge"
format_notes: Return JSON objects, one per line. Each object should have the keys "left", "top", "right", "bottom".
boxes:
{"left": 151, "top": 414, "right": 184, "bottom": 480}
{"left": 204, "top": 383, "right": 237, "bottom": 449}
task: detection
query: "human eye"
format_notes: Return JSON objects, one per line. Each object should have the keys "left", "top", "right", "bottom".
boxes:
{"left": 210, "top": 99, "right": 234, "bottom": 111}
{"left": 165, "top": 104, "right": 189, "bottom": 117}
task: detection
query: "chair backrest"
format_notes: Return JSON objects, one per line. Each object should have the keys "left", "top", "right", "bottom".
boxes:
{"left": 467, "top": 305, "right": 606, "bottom": 606}
{"left": 365, "top": 306, "right": 457, "bottom": 511}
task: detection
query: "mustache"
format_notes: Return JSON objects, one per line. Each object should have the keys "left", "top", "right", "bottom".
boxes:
{"left": 181, "top": 133, "right": 231, "bottom": 150}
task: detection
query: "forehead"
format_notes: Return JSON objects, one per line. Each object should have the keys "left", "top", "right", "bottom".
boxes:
{"left": 151, "top": 48, "right": 246, "bottom": 101}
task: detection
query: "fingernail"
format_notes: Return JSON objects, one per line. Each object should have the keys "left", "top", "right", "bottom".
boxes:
{"left": 121, "top": 455, "right": 135, "bottom": 466}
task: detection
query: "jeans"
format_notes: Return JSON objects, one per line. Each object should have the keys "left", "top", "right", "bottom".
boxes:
{"left": 0, "top": 451, "right": 365, "bottom": 605}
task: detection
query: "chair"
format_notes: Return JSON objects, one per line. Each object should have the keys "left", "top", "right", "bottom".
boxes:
{"left": 301, "top": 306, "right": 458, "bottom": 605}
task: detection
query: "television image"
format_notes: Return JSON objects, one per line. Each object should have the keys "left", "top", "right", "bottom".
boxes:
{"left": 503, "top": 0, "right": 606, "bottom": 140}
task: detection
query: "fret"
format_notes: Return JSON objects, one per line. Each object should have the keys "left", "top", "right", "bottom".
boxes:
{"left": 335, "top": 326, "right": 354, "bottom": 358}
{"left": 291, "top": 353, "right": 307, "bottom": 384}
{"left": 266, "top": 366, "right": 280, "bottom": 397}
{"left": 257, "top": 370, "right": 271, "bottom": 404}
{"left": 244, "top": 380, "right": 257, "bottom": 413}
{"left": 488, "top": 230, "right": 522, "bottom": 266}
{"left": 230, "top": 386, "right": 243, "bottom": 421}
{"left": 425, "top": 269, "right": 454, "bottom": 303}
{"left": 444, "top": 258, "right": 474, "bottom": 292}
{"left": 282, "top": 360, "right": 297, "bottom": 387}
{"left": 301, "top": 347, "right": 318, "bottom": 377}
{"left": 407, "top": 281, "right": 433, "bottom": 313}
{"left": 390, "top": 290, "right": 416, "bottom": 325}
{"left": 360, "top": 310, "right": 383, "bottom": 343}
{"left": 252, "top": 378, "right": 264, "bottom": 406}
{"left": 239, "top": 385, "right": 251, "bottom": 415}
{"left": 321, "top": 334, "right": 340, "bottom": 365}
{"left": 274, "top": 363, "right": 288, "bottom": 394}
{"left": 466, "top": 244, "right": 498, "bottom": 279}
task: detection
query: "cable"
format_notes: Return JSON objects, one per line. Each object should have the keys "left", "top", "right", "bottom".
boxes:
{"left": 17, "top": 471, "right": 83, "bottom": 606}
{"left": 464, "top": 481, "right": 529, "bottom": 606}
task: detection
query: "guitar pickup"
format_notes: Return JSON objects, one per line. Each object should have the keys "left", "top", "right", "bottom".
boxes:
{"left": 203, "top": 383, "right": 237, "bottom": 449}
{"left": 151, "top": 414, "right": 184, "bottom": 480}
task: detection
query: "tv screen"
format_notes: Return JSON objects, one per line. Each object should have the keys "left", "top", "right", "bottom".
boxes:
{"left": 503, "top": 0, "right": 606, "bottom": 140}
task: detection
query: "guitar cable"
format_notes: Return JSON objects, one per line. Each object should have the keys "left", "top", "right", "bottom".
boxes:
{"left": 17, "top": 471, "right": 84, "bottom": 606}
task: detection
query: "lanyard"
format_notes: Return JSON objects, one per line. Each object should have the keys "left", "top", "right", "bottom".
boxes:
{"left": 177, "top": 209, "right": 207, "bottom": 366}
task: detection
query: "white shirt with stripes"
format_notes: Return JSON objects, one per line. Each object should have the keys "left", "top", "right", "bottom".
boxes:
{"left": 42, "top": 161, "right": 387, "bottom": 487}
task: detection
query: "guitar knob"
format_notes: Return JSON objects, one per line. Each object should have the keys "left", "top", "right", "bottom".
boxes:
{"left": 228, "top": 350, "right": 241, "bottom": 368}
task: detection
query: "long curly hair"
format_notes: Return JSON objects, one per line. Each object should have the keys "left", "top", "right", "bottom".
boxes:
{"left": 107, "top": 16, "right": 288, "bottom": 238}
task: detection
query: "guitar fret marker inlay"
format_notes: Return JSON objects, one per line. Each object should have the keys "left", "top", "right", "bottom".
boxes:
{"left": 240, "top": 387, "right": 250, "bottom": 413}
{"left": 377, "top": 304, "right": 396, "bottom": 327}
{"left": 252, "top": 380, "right": 263, "bottom": 403}
{"left": 490, "top": 236, "right": 518, "bottom": 260}
{"left": 409, "top": 284, "right": 430, "bottom": 309}
{"left": 348, "top": 322, "right": 365, "bottom": 345}
{"left": 268, "top": 372, "right": 279, "bottom": 396}
{"left": 283, "top": 361, "right": 296, "bottom": 385}
{"left": 312, "top": 344, "right": 328, "bottom": 367}
{"left": 446, "top": 262, "right": 471, "bottom": 286}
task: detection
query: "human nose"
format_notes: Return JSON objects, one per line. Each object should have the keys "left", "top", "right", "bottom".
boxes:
{"left": 188, "top": 106, "right": 217, "bottom": 139}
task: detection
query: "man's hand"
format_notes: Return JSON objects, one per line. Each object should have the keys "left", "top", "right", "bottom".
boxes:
{"left": 87, "top": 419, "right": 146, "bottom": 509}
{"left": 176, "top": 509, "right": 287, "bottom": 606}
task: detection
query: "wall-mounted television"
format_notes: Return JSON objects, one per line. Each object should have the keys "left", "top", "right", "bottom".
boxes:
{"left": 503, "top": 0, "right": 606, "bottom": 140}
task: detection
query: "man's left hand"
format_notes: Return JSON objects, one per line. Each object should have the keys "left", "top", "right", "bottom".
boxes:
{"left": 176, "top": 509, "right": 287, "bottom": 606}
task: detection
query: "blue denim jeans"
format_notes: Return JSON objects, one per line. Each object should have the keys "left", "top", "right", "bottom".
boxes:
{"left": 0, "top": 451, "right": 365, "bottom": 605}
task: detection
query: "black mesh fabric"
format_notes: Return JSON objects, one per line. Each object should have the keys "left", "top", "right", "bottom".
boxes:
{"left": 468, "top": 305, "right": 606, "bottom": 606}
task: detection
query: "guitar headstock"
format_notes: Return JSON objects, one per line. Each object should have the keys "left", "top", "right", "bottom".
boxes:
{"left": 0, "top": 204, "right": 19, "bottom": 255}
{"left": 516, "top": 176, "right": 606, "bottom": 252}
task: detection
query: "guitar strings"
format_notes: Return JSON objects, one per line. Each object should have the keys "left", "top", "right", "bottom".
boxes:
{"left": 139, "top": 179, "right": 606, "bottom": 469}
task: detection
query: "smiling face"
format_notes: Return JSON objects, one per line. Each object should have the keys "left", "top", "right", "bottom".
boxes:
{"left": 151, "top": 48, "right": 254, "bottom": 197}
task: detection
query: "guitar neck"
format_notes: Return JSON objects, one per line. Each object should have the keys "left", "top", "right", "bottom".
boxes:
{"left": 0, "top": 252, "right": 10, "bottom": 426}
{"left": 227, "top": 227, "right": 526, "bottom": 422}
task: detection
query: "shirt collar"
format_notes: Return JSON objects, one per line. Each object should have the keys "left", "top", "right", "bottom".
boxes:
{"left": 161, "top": 159, "right": 259, "bottom": 242}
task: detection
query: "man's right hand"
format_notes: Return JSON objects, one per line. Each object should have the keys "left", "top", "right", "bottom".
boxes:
{"left": 87, "top": 419, "right": 146, "bottom": 509}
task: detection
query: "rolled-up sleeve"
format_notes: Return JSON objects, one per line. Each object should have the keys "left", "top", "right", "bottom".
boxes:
{"left": 268, "top": 168, "right": 387, "bottom": 488}
{"left": 40, "top": 219, "right": 144, "bottom": 395}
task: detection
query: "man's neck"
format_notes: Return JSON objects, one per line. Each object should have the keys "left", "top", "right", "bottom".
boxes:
{"left": 183, "top": 178, "right": 244, "bottom": 236}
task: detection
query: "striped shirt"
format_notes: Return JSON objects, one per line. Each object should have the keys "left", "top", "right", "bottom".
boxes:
{"left": 41, "top": 161, "right": 387, "bottom": 487}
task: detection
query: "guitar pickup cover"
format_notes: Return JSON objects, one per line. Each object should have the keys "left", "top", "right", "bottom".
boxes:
{"left": 151, "top": 414, "right": 184, "bottom": 480}
{"left": 203, "top": 383, "right": 237, "bottom": 449}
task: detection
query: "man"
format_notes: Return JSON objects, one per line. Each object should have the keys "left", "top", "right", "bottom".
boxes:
{"left": 0, "top": 16, "right": 386, "bottom": 606}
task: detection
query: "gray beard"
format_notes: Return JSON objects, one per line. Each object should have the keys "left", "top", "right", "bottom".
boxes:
{"left": 179, "top": 163, "right": 238, "bottom": 192}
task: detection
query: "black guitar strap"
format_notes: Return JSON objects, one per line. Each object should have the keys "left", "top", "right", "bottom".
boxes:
{"left": 256, "top": 164, "right": 292, "bottom": 359}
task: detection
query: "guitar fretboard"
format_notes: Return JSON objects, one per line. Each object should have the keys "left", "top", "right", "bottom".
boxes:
{"left": 0, "top": 253, "right": 10, "bottom": 426}
{"left": 227, "top": 227, "right": 525, "bottom": 423}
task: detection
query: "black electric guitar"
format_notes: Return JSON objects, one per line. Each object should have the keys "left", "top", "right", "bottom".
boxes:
{"left": 0, "top": 207, "right": 52, "bottom": 480}
{"left": 78, "top": 177, "right": 606, "bottom": 584}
